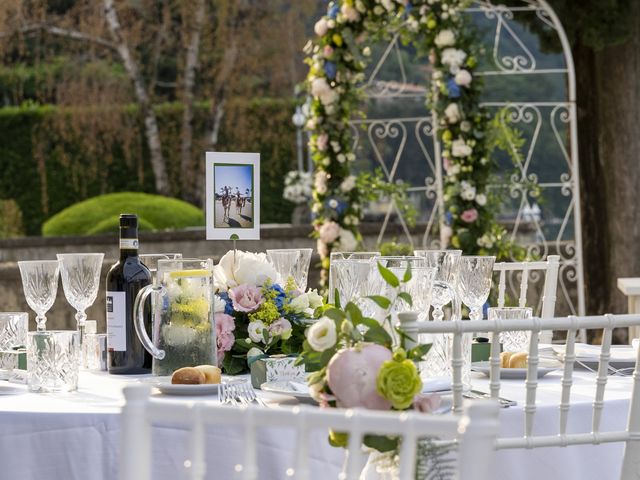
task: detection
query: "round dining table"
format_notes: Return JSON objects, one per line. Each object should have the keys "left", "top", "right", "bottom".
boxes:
{"left": 0, "top": 368, "right": 633, "bottom": 480}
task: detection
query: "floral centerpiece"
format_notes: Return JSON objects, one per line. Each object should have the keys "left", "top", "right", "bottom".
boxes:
{"left": 297, "top": 262, "right": 441, "bottom": 462}
{"left": 213, "top": 250, "right": 325, "bottom": 375}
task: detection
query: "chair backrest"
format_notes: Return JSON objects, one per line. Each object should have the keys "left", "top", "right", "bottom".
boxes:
{"left": 120, "top": 386, "right": 499, "bottom": 480}
{"left": 399, "top": 312, "right": 640, "bottom": 480}
{"left": 492, "top": 254, "right": 560, "bottom": 317}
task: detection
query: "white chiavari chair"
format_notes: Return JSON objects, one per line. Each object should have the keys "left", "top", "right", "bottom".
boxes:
{"left": 120, "top": 385, "right": 499, "bottom": 480}
{"left": 492, "top": 254, "right": 561, "bottom": 343}
{"left": 399, "top": 312, "right": 640, "bottom": 480}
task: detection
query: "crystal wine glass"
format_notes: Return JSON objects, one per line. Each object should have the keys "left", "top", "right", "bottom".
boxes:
{"left": 488, "top": 307, "right": 533, "bottom": 352}
{"left": 57, "top": 253, "right": 104, "bottom": 340}
{"left": 456, "top": 256, "right": 496, "bottom": 321}
{"left": 266, "top": 248, "right": 313, "bottom": 291}
{"left": 328, "top": 252, "right": 380, "bottom": 306}
{"left": 18, "top": 260, "right": 60, "bottom": 331}
{"left": 414, "top": 250, "right": 462, "bottom": 321}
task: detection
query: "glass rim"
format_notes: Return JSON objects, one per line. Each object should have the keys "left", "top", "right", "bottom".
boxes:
{"left": 28, "top": 329, "right": 80, "bottom": 336}
{"left": 56, "top": 253, "right": 105, "bottom": 259}
{"left": 18, "top": 259, "right": 59, "bottom": 266}
{"left": 459, "top": 255, "right": 496, "bottom": 260}
{"left": 140, "top": 253, "right": 183, "bottom": 258}
{"left": 414, "top": 249, "right": 462, "bottom": 254}
{"left": 267, "top": 248, "right": 313, "bottom": 253}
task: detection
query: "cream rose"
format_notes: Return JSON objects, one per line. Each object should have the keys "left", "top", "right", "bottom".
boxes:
{"left": 307, "top": 317, "right": 337, "bottom": 352}
{"left": 444, "top": 103, "right": 461, "bottom": 123}
{"left": 337, "top": 228, "right": 358, "bottom": 251}
{"left": 451, "top": 138, "right": 472, "bottom": 157}
{"left": 314, "top": 18, "right": 328, "bottom": 36}
{"left": 214, "top": 250, "right": 282, "bottom": 289}
{"left": 434, "top": 29, "right": 455, "bottom": 47}
{"left": 340, "top": 175, "right": 357, "bottom": 192}
{"left": 455, "top": 69, "right": 472, "bottom": 87}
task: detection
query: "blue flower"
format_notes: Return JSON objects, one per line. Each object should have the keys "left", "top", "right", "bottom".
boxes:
{"left": 326, "top": 197, "right": 348, "bottom": 215}
{"left": 327, "top": 4, "right": 339, "bottom": 19}
{"left": 218, "top": 292, "right": 235, "bottom": 315}
{"left": 447, "top": 78, "right": 461, "bottom": 98}
{"left": 482, "top": 301, "right": 490, "bottom": 319}
{"left": 324, "top": 61, "right": 337, "bottom": 80}
{"left": 445, "top": 211, "right": 453, "bottom": 225}
{"left": 270, "top": 284, "right": 287, "bottom": 310}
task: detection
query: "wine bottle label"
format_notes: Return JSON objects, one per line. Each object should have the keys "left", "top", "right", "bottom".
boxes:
{"left": 106, "top": 291, "right": 127, "bottom": 351}
{"left": 119, "top": 238, "right": 139, "bottom": 250}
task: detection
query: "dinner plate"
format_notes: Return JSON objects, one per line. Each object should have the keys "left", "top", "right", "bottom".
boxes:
{"left": 145, "top": 376, "right": 245, "bottom": 396}
{"left": 471, "top": 361, "right": 557, "bottom": 379}
{"left": 260, "top": 381, "right": 317, "bottom": 405}
{"left": 552, "top": 344, "right": 637, "bottom": 371}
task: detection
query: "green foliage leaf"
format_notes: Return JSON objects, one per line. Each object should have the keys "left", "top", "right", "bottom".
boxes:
{"left": 363, "top": 325, "right": 392, "bottom": 346}
{"left": 363, "top": 434, "right": 399, "bottom": 453}
{"left": 408, "top": 343, "right": 432, "bottom": 361}
{"left": 377, "top": 262, "right": 400, "bottom": 288}
{"left": 323, "top": 308, "right": 346, "bottom": 322}
{"left": 367, "top": 295, "right": 391, "bottom": 309}
{"left": 402, "top": 265, "right": 412, "bottom": 283}
{"left": 333, "top": 288, "right": 341, "bottom": 309}
{"left": 345, "top": 302, "right": 363, "bottom": 324}
{"left": 397, "top": 291, "right": 413, "bottom": 307}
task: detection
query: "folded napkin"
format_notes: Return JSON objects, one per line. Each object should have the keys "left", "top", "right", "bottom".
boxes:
{"left": 422, "top": 377, "right": 451, "bottom": 393}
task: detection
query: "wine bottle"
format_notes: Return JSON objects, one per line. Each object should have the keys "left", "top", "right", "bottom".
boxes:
{"left": 106, "top": 214, "right": 152, "bottom": 374}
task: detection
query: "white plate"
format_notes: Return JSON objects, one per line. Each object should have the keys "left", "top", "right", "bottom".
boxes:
{"left": 146, "top": 376, "right": 244, "bottom": 396}
{"left": 472, "top": 362, "right": 557, "bottom": 379}
{"left": 552, "top": 344, "right": 637, "bottom": 371}
{"left": 260, "top": 381, "right": 317, "bottom": 405}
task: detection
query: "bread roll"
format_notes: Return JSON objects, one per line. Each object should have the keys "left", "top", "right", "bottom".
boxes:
{"left": 500, "top": 352, "right": 513, "bottom": 368}
{"left": 508, "top": 352, "right": 528, "bottom": 369}
{"left": 171, "top": 367, "right": 205, "bottom": 385}
{"left": 195, "top": 365, "right": 221, "bottom": 384}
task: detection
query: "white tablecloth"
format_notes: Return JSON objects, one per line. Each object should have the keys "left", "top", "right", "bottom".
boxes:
{"left": 0, "top": 369, "right": 633, "bottom": 480}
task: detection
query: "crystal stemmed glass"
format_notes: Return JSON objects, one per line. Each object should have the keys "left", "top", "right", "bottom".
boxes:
{"left": 18, "top": 260, "right": 60, "bottom": 331}
{"left": 328, "top": 252, "right": 379, "bottom": 306}
{"left": 414, "top": 250, "right": 462, "bottom": 321}
{"left": 488, "top": 307, "right": 533, "bottom": 352}
{"left": 456, "top": 256, "right": 496, "bottom": 321}
{"left": 57, "top": 253, "right": 104, "bottom": 341}
{"left": 266, "top": 248, "right": 313, "bottom": 291}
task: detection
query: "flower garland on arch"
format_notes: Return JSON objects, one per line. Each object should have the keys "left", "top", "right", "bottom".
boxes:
{"left": 305, "top": 0, "right": 515, "bottom": 285}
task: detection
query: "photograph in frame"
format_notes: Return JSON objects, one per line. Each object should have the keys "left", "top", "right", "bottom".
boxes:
{"left": 205, "top": 152, "right": 260, "bottom": 240}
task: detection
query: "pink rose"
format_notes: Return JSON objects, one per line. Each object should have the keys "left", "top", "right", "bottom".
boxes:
{"left": 323, "top": 45, "right": 334, "bottom": 58}
{"left": 229, "top": 284, "right": 264, "bottom": 313}
{"left": 318, "top": 221, "right": 340, "bottom": 243}
{"left": 443, "top": 155, "right": 451, "bottom": 172}
{"left": 215, "top": 313, "right": 236, "bottom": 335}
{"left": 326, "top": 344, "right": 393, "bottom": 410}
{"left": 317, "top": 133, "right": 329, "bottom": 151}
{"left": 413, "top": 393, "right": 442, "bottom": 413}
{"left": 269, "top": 318, "right": 292, "bottom": 337}
{"left": 460, "top": 208, "right": 479, "bottom": 223}
{"left": 317, "top": 239, "right": 329, "bottom": 259}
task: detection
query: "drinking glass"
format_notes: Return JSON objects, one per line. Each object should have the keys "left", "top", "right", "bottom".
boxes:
{"left": 27, "top": 330, "right": 80, "bottom": 393}
{"left": 57, "top": 253, "right": 104, "bottom": 340}
{"left": 456, "top": 256, "right": 496, "bottom": 321}
{"left": 328, "top": 252, "right": 379, "bottom": 306}
{"left": 0, "top": 312, "right": 27, "bottom": 350}
{"left": 488, "top": 307, "right": 533, "bottom": 352}
{"left": 18, "top": 260, "right": 60, "bottom": 331}
{"left": 414, "top": 250, "right": 462, "bottom": 321}
{"left": 266, "top": 248, "right": 313, "bottom": 291}
{"left": 140, "top": 253, "right": 183, "bottom": 285}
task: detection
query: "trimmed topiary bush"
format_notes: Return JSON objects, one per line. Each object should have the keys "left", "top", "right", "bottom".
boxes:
{"left": 42, "top": 192, "right": 204, "bottom": 236}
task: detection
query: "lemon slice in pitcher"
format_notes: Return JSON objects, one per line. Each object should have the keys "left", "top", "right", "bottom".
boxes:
{"left": 168, "top": 269, "right": 210, "bottom": 279}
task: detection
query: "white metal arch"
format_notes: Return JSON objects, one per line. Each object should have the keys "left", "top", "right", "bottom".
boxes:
{"left": 348, "top": 0, "right": 585, "bottom": 316}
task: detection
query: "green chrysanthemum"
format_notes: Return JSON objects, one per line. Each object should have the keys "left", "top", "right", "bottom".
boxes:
{"left": 376, "top": 350, "right": 422, "bottom": 410}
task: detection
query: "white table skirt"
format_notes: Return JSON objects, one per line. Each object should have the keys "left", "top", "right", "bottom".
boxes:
{"left": 0, "top": 370, "right": 633, "bottom": 480}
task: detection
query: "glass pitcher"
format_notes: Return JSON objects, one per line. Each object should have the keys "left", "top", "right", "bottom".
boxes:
{"left": 134, "top": 258, "right": 217, "bottom": 376}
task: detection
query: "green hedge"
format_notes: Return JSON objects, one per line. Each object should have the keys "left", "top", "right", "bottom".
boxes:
{"left": 0, "top": 98, "right": 297, "bottom": 235}
{"left": 43, "top": 192, "right": 204, "bottom": 236}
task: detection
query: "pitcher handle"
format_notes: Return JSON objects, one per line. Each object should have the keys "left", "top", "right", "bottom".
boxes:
{"left": 134, "top": 284, "right": 165, "bottom": 360}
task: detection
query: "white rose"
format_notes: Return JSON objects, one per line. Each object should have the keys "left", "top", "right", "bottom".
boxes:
{"left": 289, "top": 293, "right": 310, "bottom": 314}
{"left": 216, "top": 250, "right": 282, "bottom": 288}
{"left": 444, "top": 103, "right": 461, "bottom": 123}
{"left": 314, "top": 170, "right": 328, "bottom": 195}
{"left": 311, "top": 77, "right": 330, "bottom": 97}
{"left": 307, "top": 317, "right": 337, "bottom": 352}
{"left": 340, "top": 175, "right": 357, "bottom": 192}
{"left": 338, "top": 228, "right": 358, "bottom": 251}
{"left": 307, "top": 289, "right": 324, "bottom": 309}
{"left": 475, "top": 193, "right": 487, "bottom": 206}
{"left": 314, "top": 18, "right": 328, "bottom": 36}
{"left": 455, "top": 69, "right": 472, "bottom": 87}
{"left": 341, "top": 4, "right": 360, "bottom": 22}
{"left": 460, "top": 186, "right": 476, "bottom": 201}
{"left": 460, "top": 120, "right": 471, "bottom": 132}
{"left": 451, "top": 138, "right": 472, "bottom": 157}
{"left": 248, "top": 320, "right": 266, "bottom": 343}
{"left": 363, "top": 46, "right": 371, "bottom": 56}
{"left": 434, "top": 29, "right": 455, "bottom": 47}
{"left": 213, "top": 294, "right": 226, "bottom": 313}
{"left": 441, "top": 48, "right": 467, "bottom": 69}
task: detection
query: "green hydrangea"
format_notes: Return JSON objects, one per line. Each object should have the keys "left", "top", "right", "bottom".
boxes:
{"left": 376, "top": 349, "right": 422, "bottom": 410}
{"left": 248, "top": 300, "right": 280, "bottom": 325}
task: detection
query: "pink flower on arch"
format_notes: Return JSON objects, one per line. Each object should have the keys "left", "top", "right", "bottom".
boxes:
{"left": 460, "top": 208, "right": 479, "bottom": 223}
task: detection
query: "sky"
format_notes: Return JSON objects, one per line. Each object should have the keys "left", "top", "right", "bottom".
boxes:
{"left": 214, "top": 164, "right": 253, "bottom": 196}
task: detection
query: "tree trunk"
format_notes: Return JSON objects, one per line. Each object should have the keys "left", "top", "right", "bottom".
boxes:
{"left": 577, "top": 4, "right": 640, "bottom": 319}
{"left": 103, "top": 0, "right": 170, "bottom": 196}
{"left": 179, "top": 0, "right": 206, "bottom": 205}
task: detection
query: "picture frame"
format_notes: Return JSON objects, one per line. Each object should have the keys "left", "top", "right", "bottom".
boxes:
{"left": 205, "top": 152, "right": 260, "bottom": 240}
